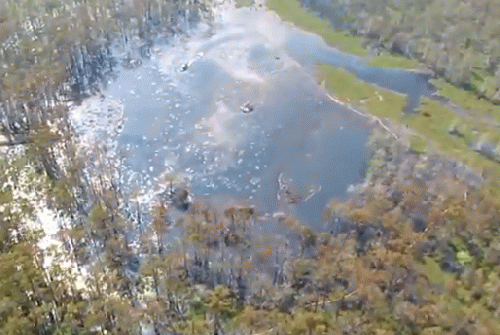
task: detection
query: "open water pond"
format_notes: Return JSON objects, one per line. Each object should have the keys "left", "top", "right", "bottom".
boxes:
{"left": 74, "top": 3, "right": 436, "bottom": 227}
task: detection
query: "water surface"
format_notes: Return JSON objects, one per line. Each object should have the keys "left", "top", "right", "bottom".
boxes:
{"left": 73, "top": 3, "right": 435, "bottom": 227}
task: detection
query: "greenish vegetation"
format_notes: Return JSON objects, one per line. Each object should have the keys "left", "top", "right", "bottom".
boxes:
{"left": 408, "top": 98, "right": 468, "bottom": 152}
{"left": 417, "top": 258, "right": 454, "bottom": 285}
{"left": 317, "top": 65, "right": 468, "bottom": 156}
{"left": 318, "top": 65, "right": 407, "bottom": 120}
{"left": 317, "top": 64, "right": 500, "bottom": 184}
{"left": 266, "top": 0, "right": 369, "bottom": 57}
{"left": 410, "top": 98, "right": 500, "bottom": 195}
{"left": 368, "top": 53, "right": 420, "bottom": 69}
{"left": 409, "top": 135, "right": 427, "bottom": 154}
{"left": 412, "top": 98, "right": 500, "bottom": 160}
{"left": 318, "top": 64, "right": 500, "bottom": 195}
{"left": 235, "top": 0, "right": 255, "bottom": 8}
{"left": 306, "top": 0, "right": 500, "bottom": 102}
{"left": 434, "top": 78, "right": 500, "bottom": 125}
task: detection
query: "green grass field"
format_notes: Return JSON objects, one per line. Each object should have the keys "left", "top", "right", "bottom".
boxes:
{"left": 409, "top": 135, "right": 427, "bottom": 154}
{"left": 318, "top": 65, "right": 500, "bottom": 194}
{"left": 317, "top": 65, "right": 407, "bottom": 120}
{"left": 235, "top": 0, "right": 255, "bottom": 8}
{"left": 368, "top": 53, "right": 420, "bottom": 69}
{"left": 412, "top": 97, "right": 500, "bottom": 196}
{"left": 434, "top": 78, "right": 500, "bottom": 125}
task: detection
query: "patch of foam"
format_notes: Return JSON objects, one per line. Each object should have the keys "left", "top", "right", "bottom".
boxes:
{"left": 70, "top": 95, "right": 125, "bottom": 149}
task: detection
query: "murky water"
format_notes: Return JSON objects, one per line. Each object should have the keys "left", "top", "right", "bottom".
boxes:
{"left": 72, "top": 3, "right": 435, "bottom": 227}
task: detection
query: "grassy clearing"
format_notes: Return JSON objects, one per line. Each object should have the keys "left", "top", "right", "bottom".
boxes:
{"left": 433, "top": 78, "right": 500, "bottom": 125}
{"left": 407, "top": 98, "right": 467, "bottom": 153}
{"left": 368, "top": 53, "right": 420, "bottom": 69}
{"left": 317, "top": 65, "right": 407, "bottom": 120}
{"left": 417, "top": 258, "right": 453, "bottom": 285}
{"left": 409, "top": 135, "right": 427, "bottom": 154}
{"left": 408, "top": 98, "right": 500, "bottom": 179}
{"left": 266, "top": 0, "right": 369, "bottom": 57}
{"left": 235, "top": 0, "right": 255, "bottom": 8}
{"left": 318, "top": 65, "right": 477, "bottom": 158}
{"left": 429, "top": 80, "right": 500, "bottom": 197}
{"left": 318, "top": 64, "right": 500, "bottom": 193}
{"left": 410, "top": 98, "right": 500, "bottom": 197}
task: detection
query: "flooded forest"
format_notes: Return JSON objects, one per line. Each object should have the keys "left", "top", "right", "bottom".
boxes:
{"left": 4, "top": 0, "right": 500, "bottom": 334}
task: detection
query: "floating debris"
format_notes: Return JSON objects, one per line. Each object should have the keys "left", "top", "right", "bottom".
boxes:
{"left": 240, "top": 101, "right": 254, "bottom": 113}
{"left": 122, "top": 56, "right": 142, "bottom": 69}
{"left": 160, "top": 184, "right": 191, "bottom": 211}
{"left": 304, "top": 186, "right": 322, "bottom": 202}
{"left": 277, "top": 172, "right": 302, "bottom": 204}
{"left": 448, "top": 123, "right": 464, "bottom": 137}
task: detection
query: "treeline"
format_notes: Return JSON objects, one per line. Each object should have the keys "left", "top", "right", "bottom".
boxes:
{"left": 0, "top": 0, "right": 211, "bottom": 96}
{"left": 0, "top": 0, "right": 210, "bottom": 97}
{"left": 3, "top": 129, "right": 500, "bottom": 334}
{"left": 0, "top": 0, "right": 212, "bottom": 150}
{"left": 304, "top": 0, "right": 500, "bottom": 102}
{"left": 0, "top": 0, "right": 213, "bottom": 212}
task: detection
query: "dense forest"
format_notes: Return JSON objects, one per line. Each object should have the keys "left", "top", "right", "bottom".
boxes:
{"left": 303, "top": 0, "right": 500, "bottom": 101}
{"left": 3, "top": 0, "right": 500, "bottom": 334}
{"left": 0, "top": 0, "right": 214, "bottom": 157}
